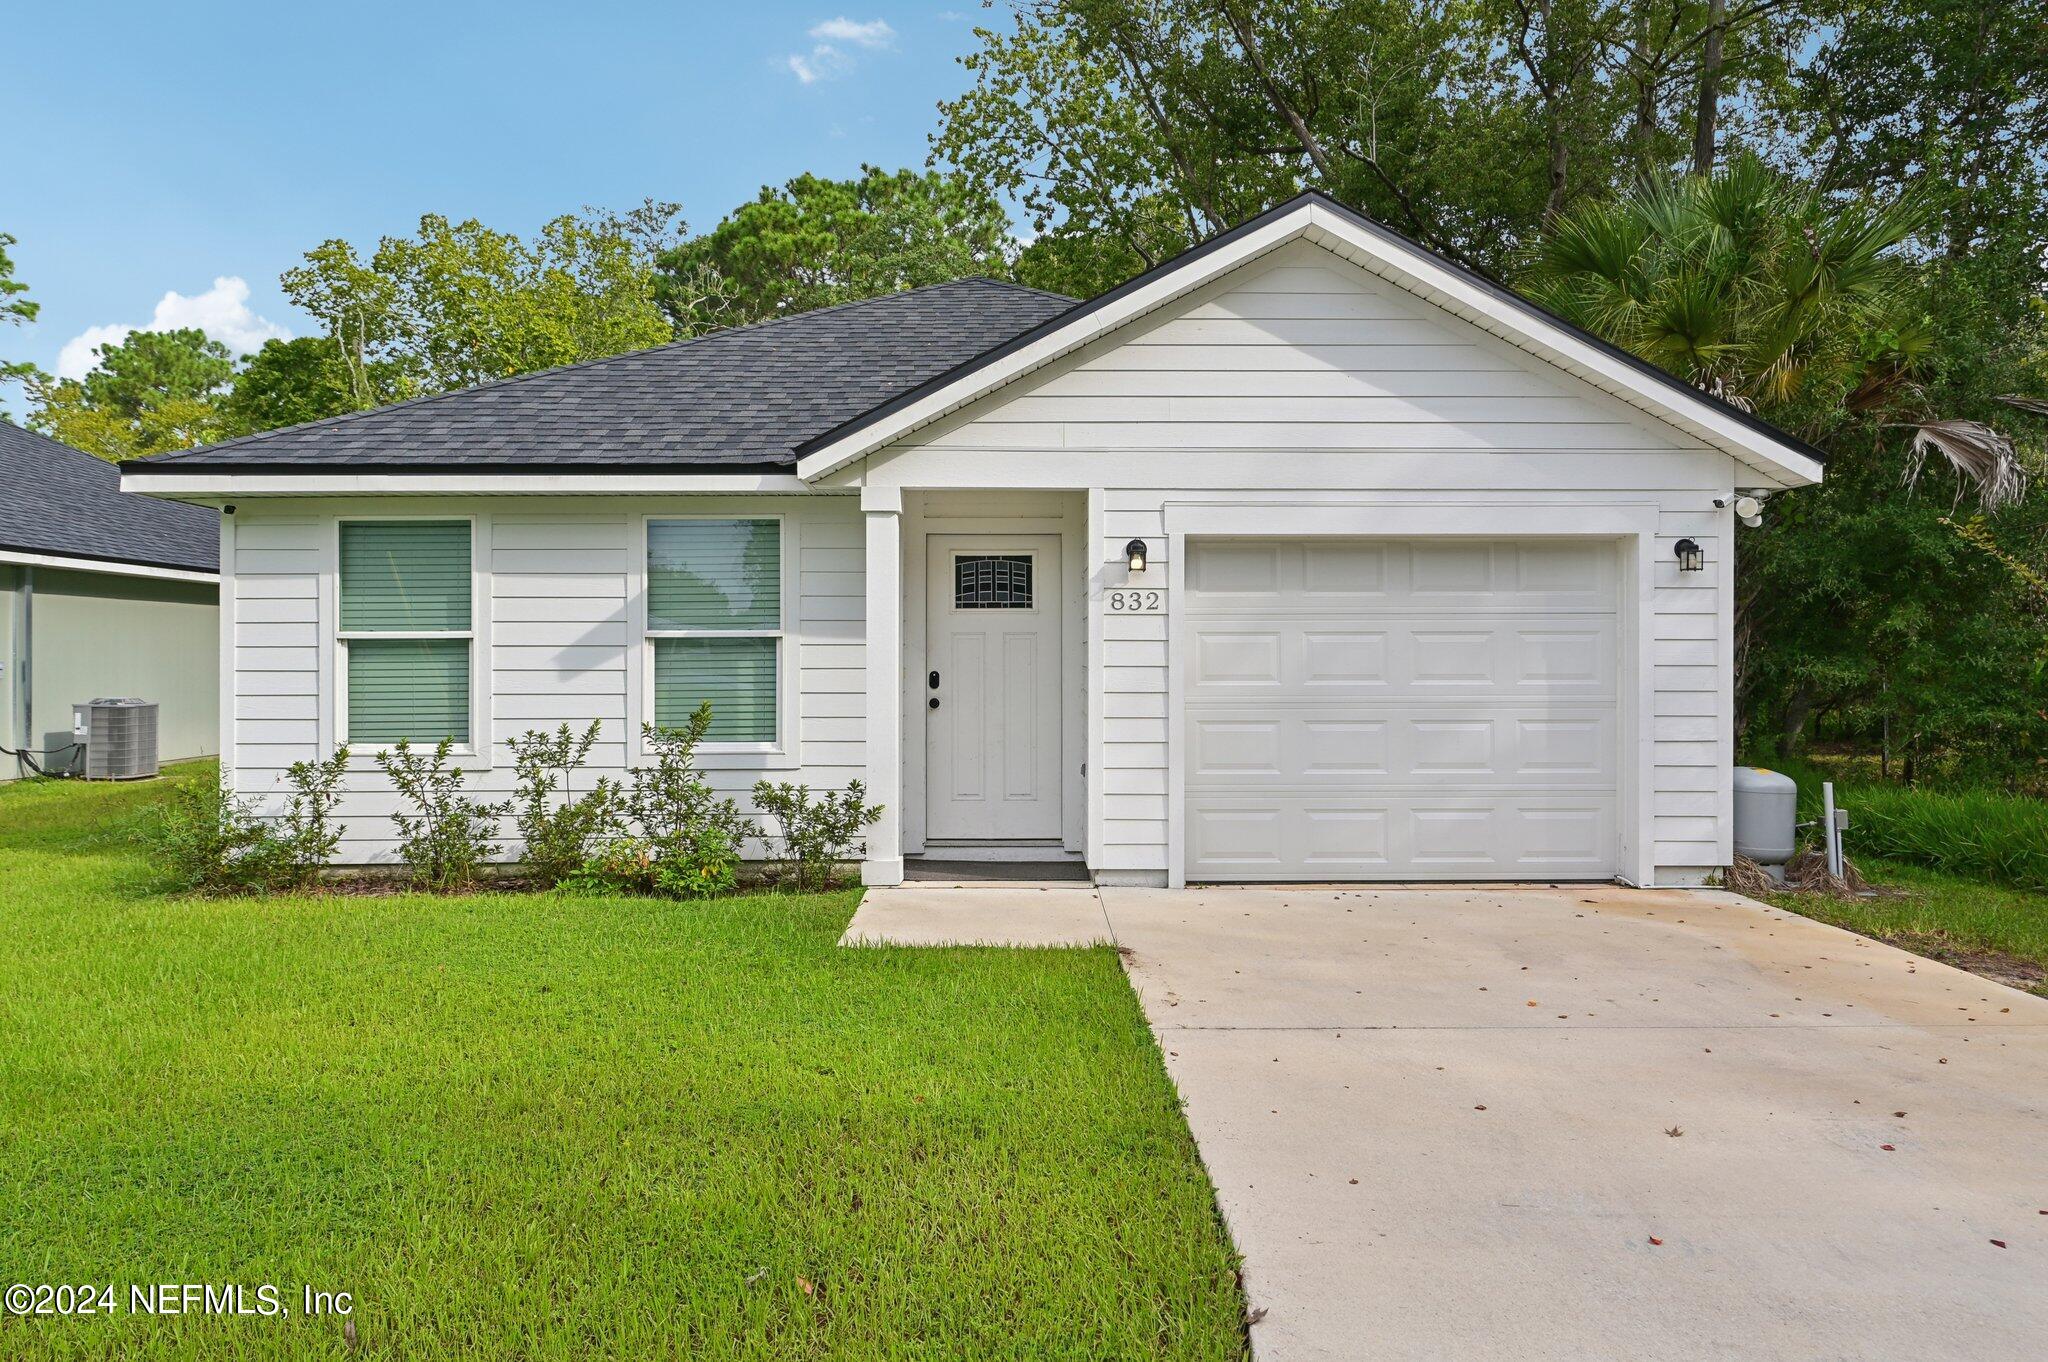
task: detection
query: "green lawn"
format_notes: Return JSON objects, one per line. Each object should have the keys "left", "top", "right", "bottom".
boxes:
{"left": 0, "top": 767, "right": 1248, "bottom": 1359}
{"left": 1763, "top": 859, "right": 2048, "bottom": 994}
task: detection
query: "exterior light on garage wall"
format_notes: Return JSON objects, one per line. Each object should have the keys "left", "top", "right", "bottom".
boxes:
{"left": 1126, "top": 539, "right": 1149, "bottom": 572}
{"left": 1673, "top": 538, "right": 1705, "bottom": 572}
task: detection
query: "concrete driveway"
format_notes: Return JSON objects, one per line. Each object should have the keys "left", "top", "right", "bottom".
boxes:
{"left": 1101, "top": 886, "right": 2048, "bottom": 1362}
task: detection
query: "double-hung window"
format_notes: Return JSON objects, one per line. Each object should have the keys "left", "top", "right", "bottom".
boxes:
{"left": 338, "top": 519, "right": 475, "bottom": 748}
{"left": 645, "top": 518, "right": 783, "bottom": 747}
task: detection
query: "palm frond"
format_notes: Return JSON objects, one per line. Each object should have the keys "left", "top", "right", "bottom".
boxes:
{"left": 1900, "top": 419, "right": 2030, "bottom": 511}
{"left": 1996, "top": 394, "right": 2048, "bottom": 418}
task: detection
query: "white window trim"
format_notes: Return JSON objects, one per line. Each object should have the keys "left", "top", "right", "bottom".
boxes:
{"left": 632, "top": 512, "right": 799, "bottom": 770}
{"left": 332, "top": 513, "right": 485, "bottom": 761}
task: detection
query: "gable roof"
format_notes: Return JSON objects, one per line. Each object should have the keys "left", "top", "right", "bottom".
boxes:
{"left": 795, "top": 191, "right": 1827, "bottom": 487}
{"left": 128, "top": 279, "right": 1074, "bottom": 474}
{"left": 0, "top": 421, "right": 218, "bottom": 574}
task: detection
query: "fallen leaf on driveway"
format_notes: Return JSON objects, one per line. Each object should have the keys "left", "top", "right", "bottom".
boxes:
{"left": 1990, "top": 1240, "right": 2007, "bottom": 1249}
{"left": 1880, "top": 1144, "right": 1896, "bottom": 1151}
{"left": 1665, "top": 1126, "right": 1684, "bottom": 1137}
{"left": 1648, "top": 1236, "right": 1663, "bottom": 1246}
{"left": 1474, "top": 1104, "right": 1487, "bottom": 1111}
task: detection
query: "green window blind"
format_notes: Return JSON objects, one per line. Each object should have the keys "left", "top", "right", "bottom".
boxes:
{"left": 347, "top": 638, "right": 471, "bottom": 745}
{"left": 648, "top": 519, "right": 780, "bottom": 630}
{"left": 340, "top": 520, "right": 472, "bottom": 632}
{"left": 654, "top": 637, "right": 777, "bottom": 742}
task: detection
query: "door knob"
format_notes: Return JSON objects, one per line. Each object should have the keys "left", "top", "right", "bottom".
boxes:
{"left": 929, "top": 697, "right": 941, "bottom": 710}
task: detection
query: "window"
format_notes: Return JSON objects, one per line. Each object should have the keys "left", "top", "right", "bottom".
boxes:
{"left": 954, "top": 553, "right": 1034, "bottom": 608}
{"left": 646, "top": 518, "right": 782, "bottom": 745}
{"left": 339, "top": 520, "right": 473, "bottom": 747}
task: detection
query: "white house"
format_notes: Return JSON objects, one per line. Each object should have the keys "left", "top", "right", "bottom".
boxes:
{"left": 123, "top": 194, "right": 1822, "bottom": 887}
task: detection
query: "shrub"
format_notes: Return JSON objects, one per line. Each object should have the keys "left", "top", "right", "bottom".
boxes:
{"left": 145, "top": 775, "right": 279, "bottom": 894}
{"left": 1823, "top": 782, "right": 2048, "bottom": 892}
{"left": 375, "top": 738, "right": 510, "bottom": 891}
{"left": 651, "top": 826, "right": 740, "bottom": 899}
{"left": 509, "top": 721, "right": 624, "bottom": 887}
{"left": 629, "top": 703, "right": 755, "bottom": 884}
{"left": 559, "top": 837, "right": 657, "bottom": 896}
{"left": 267, "top": 747, "right": 352, "bottom": 888}
{"left": 145, "top": 753, "right": 352, "bottom": 894}
{"left": 751, "top": 779, "right": 882, "bottom": 891}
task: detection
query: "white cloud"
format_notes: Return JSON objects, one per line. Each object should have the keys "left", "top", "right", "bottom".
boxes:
{"left": 56, "top": 276, "right": 289, "bottom": 381}
{"left": 809, "top": 17, "right": 894, "bottom": 47}
{"left": 785, "top": 17, "right": 895, "bottom": 83}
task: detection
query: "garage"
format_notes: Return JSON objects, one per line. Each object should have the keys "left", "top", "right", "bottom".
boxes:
{"left": 1182, "top": 538, "right": 1621, "bottom": 881}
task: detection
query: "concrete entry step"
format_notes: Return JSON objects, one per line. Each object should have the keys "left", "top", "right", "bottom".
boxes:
{"left": 905, "top": 858, "right": 1092, "bottom": 883}
{"left": 840, "top": 885, "right": 1113, "bottom": 947}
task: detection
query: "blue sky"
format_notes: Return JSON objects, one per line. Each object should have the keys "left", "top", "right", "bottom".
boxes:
{"left": 0, "top": 1, "right": 991, "bottom": 411}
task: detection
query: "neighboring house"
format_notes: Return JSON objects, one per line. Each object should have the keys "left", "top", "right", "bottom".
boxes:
{"left": 2, "top": 420, "right": 219, "bottom": 780}
{"left": 123, "top": 194, "right": 1822, "bottom": 886}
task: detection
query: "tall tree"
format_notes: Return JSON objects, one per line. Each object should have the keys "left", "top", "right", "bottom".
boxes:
{"left": 281, "top": 202, "right": 681, "bottom": 401}
{"left": 0, "top": 232, "right": 41, "bottom": 422}
{"left": 654, "top": 167, "right": 1017, "bottom": 332}
{"left": 216, "top": 336, "right": 395, "bottom": 440}
{"left": 933, "top": 0, "right": 1807, "bottom": 296}
{"left": 29, "top": 328, "right": 232, "bottom": 460}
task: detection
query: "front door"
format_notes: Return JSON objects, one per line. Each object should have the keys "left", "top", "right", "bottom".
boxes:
{"left": 925, "top": 534, "right": 1063, "bottom": 841}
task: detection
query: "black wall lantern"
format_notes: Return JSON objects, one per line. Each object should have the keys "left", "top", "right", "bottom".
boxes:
{"left": 1126, "top": 538, "right": 1149, "bottom": 572}
{"left": 1673, "top": 538, "right": 1704, "bottom": 572}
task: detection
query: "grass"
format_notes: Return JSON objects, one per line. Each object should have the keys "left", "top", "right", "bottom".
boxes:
{"left": 0, "top": 766, "right": 1248, "bottom": 1360}
{"left": 1761, "top": 858, "right": 2048, "bottom": 993}
{"left": 1763, "top": 755, "right": 2048, "bottom": 891}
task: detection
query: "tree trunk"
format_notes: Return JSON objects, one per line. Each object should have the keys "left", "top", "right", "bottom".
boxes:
{"left": 1691, "top": 0, "right": 1727, "bottom": 175}
{"left": 1780, "top": 685, "right": 1814, "bottom": 753}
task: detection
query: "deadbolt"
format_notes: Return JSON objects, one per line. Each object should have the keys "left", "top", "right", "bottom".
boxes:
{"left": 929, "top": 697, "right": 940, "bottom": 710}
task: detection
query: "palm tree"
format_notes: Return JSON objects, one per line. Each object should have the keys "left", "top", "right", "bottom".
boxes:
{"left": 1519, "top": 156, "right": 2026, "bottom": 509}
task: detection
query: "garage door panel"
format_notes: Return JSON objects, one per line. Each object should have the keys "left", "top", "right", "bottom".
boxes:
{"left": 1186, "top": 795, "right": 1617, "bottom": 880}
{"left": 1185, "top": 538, "right": 1620, "bottom": 881}
{"left": 1189, "top": 618, "right": 1613, "bottom": 701}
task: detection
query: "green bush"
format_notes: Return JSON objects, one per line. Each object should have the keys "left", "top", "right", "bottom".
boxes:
{"left": 145, "top": 776, "right": 280, "bottom": 894}
{"left": 143, "top": 750, "right": 351, "bottom": 893}
{"left": 375, "top": 738, "right": 510, "bottom": 891}
{"left": 751, "top": 779, "right": 882, "bottom": 891}
{"left": 509, "top": 721, "right": 624, "bottom": 887}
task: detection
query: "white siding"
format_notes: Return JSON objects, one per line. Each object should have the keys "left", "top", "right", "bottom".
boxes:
{"left": 866, "top": 239, "right": 1740, "bottom": 885}
{"left": 229, "top": 497, "right": 863, "bottom": 864}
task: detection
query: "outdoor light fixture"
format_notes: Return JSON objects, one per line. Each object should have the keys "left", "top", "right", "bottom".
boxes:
{"left": 1674, "top": 538, "right": 1705, "bottom": 572}
{"left": 1126, "top": 539, "right": 1149, "bottom": 572}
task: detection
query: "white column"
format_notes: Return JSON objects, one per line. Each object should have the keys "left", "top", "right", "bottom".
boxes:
{"left": 861, "top": 486, "right": 905, "bottom": 886}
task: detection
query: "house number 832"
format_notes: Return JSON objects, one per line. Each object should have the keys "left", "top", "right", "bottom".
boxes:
{"left": 1106, "top": 588, "right": 1164, "bottom": 614}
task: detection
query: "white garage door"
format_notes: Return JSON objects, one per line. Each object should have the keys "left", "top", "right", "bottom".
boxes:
{"left": 1183, "top": 538, "right": 1620, "bottom": 881}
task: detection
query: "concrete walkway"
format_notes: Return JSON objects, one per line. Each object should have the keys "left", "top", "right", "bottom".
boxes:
{"left": 844, "top": 883, "right": 2048, "bottom": 1361}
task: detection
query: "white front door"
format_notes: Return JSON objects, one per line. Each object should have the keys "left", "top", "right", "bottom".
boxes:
{"left": 925, "top": 534, "right": 1063, "bottom": 841}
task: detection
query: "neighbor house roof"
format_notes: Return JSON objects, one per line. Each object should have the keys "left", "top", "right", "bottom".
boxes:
{"left": 796, "top": 190, "right": 1827, "bottom": 486}
{"left": 127, "top": 279, "right": 1075, "bottom": 474}
{"left": 0, "top": 421, "right": 218, "bottom": 574}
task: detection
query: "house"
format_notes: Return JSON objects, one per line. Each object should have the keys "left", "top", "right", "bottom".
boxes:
{"left": 2, "top": 420, "right": 219, "bottom": 779}
{"left": 122, "top": 193, "right": 1822, "bottom": 886}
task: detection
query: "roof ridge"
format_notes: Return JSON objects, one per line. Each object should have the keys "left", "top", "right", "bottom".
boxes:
{"left": 133, "top": 277, "right": 1041, "bottom": 465}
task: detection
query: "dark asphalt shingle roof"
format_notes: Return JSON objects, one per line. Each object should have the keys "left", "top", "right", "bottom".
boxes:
{"left": 0, "top": 421, "right": 218, "bottom": 573}
{"left": 132, "top": 279, "right": 1076, "bottom": 473}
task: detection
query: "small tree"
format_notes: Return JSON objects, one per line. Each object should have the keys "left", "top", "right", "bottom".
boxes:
{"left": 374, "top": 738, "right": 509, "bottom": 891}
{"left": 751, "top": 779, "right": 883, "bottom": 891}
{"left": 508, "top": 721, "right": 624, "bottom": 887}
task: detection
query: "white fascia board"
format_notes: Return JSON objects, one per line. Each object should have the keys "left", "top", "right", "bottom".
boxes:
{"left": 795, "top": 214, "right": 1313, "bottom": 482}
{"left": 1297, "top": 208, "right": 1823, "bottom": 488}
{"left": 120, "top": 471, "right": 822, "bottom": 500}
{"left": 795, "top": 199, "right": 1822, "bottom": 490}
{"left": 0, "top": 548, "right": 218, "bottom": 585}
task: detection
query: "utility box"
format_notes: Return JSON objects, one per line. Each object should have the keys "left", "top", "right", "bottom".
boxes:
{"left": 72, "top": 698, "right": 160, "bottom": 780}
{"left": 1732, "top": 766, "right": 1798, "bottom": 865}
